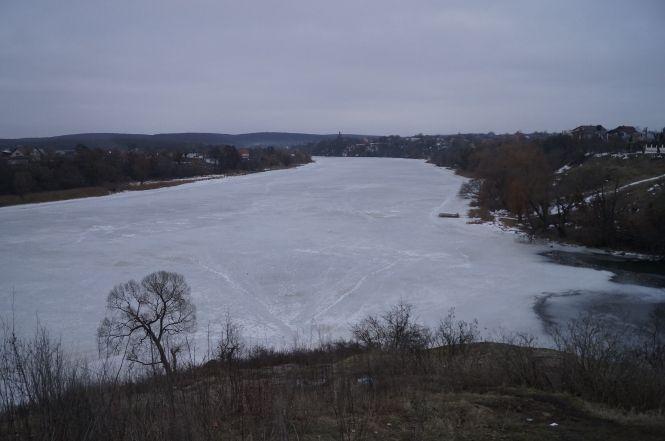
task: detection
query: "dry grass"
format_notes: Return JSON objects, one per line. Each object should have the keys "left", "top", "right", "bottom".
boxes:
{"left": 0, "top": 179, "right": 214, "bottom": 207}
{"left": 118, "top": 177, "right": 217, "bottom": 192}
{"left": 579, "top": 155, "right": 665, "bottom": 184}
{"left": 3, "top": 341, "right": 664, "bottom": 440}
{"left": 0, "top": 186, "right": 111, "bottom": 207}
{"left": 3, "top": 302, "right": 665, "bottom": 440}
{"left": 580, "top": 400, "right": 665, "bottom": 428}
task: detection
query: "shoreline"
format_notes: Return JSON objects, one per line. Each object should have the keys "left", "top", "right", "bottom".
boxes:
{"left": 0, "top": 163, "right": 309, "bottom": 209}
{"left": 462, "top": 194, "right": 665, "bottom": 262}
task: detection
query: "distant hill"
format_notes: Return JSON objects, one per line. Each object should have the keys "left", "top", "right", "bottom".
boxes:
{"left": 0, "top": 132, "right": 367, "bottom": 150}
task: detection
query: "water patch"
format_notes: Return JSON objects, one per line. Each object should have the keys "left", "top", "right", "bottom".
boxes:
{"left": 536, "top": 250, "right": 665, "bottom": 331}
{"left": 541, "top": 250, "right": 665, "bottom": 288}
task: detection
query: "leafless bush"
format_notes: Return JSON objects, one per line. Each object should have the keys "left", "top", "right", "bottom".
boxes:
{"left": 351, "top": 302, "right": 432, "bottom": 353}
{"left": 638, "top": 304, "right": 665, "bottom": 369}
{"left": 216, "top": 312, "right": 245, "bottom": 363}
{"left": 495, "top": 331, "right": 551, "bottom": 388}
{"left": 0, "top": 323, "right": 96, "bottom": 440}
{"left": 434, "top": 308, "right": 479, "bottom": 355}
{"left": 546, "top": 312, "right": 665, "bottom": 409}
{"left": 550, "top": 313, "right": 631, "bottom": 399}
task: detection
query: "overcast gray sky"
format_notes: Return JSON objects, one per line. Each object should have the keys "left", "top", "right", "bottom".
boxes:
{"left": 1, "top": 0, "right": 663, "bottom": 138}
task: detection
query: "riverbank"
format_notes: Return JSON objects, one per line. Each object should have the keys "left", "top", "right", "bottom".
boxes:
{"left": 2, "top": 337, "right": 664, "bottom": 441}
{"left": 457, "top": 176, "right": 665, "bottom": 261}
{"left": 428, "top": 139, "right": 665, "bottom": 259}
{"left": 0, "top": 164, "right": 305, "bottom": 208}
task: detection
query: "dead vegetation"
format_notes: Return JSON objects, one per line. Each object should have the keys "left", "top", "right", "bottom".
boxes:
{"left": 2, "top": 302, "right": 665, "bottom": 440}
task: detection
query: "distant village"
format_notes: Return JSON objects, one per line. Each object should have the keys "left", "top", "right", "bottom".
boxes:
{"left": 1, "top": 124, "right": 663, "bottom": 167}
{"left": 0, "top": 144, "right": 253, "bottom": 167}
{"left": 567, "top": 124, "right": 663, "bottom": 154}
{"left": 304, "top": 124, "right": 665, "bottom": 158}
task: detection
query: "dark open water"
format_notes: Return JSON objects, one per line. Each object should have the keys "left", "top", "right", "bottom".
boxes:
{"left": 536, "top": 250, "right": 665, "bottom": 331}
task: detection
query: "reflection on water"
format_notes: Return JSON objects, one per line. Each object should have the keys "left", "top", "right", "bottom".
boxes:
{"left": 536, "top": 251, "right": 665, "bottom": 331}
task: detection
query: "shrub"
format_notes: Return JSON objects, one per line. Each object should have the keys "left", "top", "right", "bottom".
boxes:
{"left": 434, "top": 308, "right": 479, "bottom": 355}
{"left": 351, "top": 302, "right": 432, "bottom": 353}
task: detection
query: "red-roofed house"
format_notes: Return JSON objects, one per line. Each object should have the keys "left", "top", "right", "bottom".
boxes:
{"left": 608, "top": 125, "right": 639, "bottom": 142}
{"left": 238, "top": 148, "right": 250, "bottom": 160}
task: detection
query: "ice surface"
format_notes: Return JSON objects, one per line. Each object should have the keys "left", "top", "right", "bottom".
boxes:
{"left": 1, "top": 157, "right": 662, "bottom": 356}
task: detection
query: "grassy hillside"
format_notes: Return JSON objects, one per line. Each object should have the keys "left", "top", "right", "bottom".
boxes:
{"left": 2, "top": 301, "right": 665, "bottom": 440}
{"left": 2, "top": 341, "right": 664, "bottom": 440}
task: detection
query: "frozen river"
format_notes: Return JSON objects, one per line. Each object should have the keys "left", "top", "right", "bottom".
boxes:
{"left": 1, "top": 157, "right": 662, "bottom": 355}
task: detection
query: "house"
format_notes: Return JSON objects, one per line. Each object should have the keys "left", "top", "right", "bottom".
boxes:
{"left": 6, "top": 146, "right": 45, "bottom": 165}
{"left": 607, "top": 125, "right": 638, "bottom": 142}
{"left": 368, "top": 142, "right": 383, "bottom": 152}
{"left": 238, "top": 148, "right": 250, "bottom": 160}
{"left": 569, "top": 125, "right": 607, "bottom": 140}
{"left": 184, "top": 152, "right": 204, "bottom": 160}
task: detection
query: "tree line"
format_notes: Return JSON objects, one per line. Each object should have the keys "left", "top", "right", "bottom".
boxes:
{"left": 0, "top": 145, "right": 312, "bottom": 197}
{"left": 430, "top": 135, "right": 665, "bottom": 256}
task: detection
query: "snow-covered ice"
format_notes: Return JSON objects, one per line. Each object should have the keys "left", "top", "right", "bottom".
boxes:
{"left": 0, "top": 157, "right": 662, "bottom": 356}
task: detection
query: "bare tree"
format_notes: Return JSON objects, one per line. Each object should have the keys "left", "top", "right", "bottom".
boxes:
{"left": 98, "top": 271, "right": 196, "bottom": 375}
{"left": 216, "top": 312, "right": 244, "bottom": 363}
